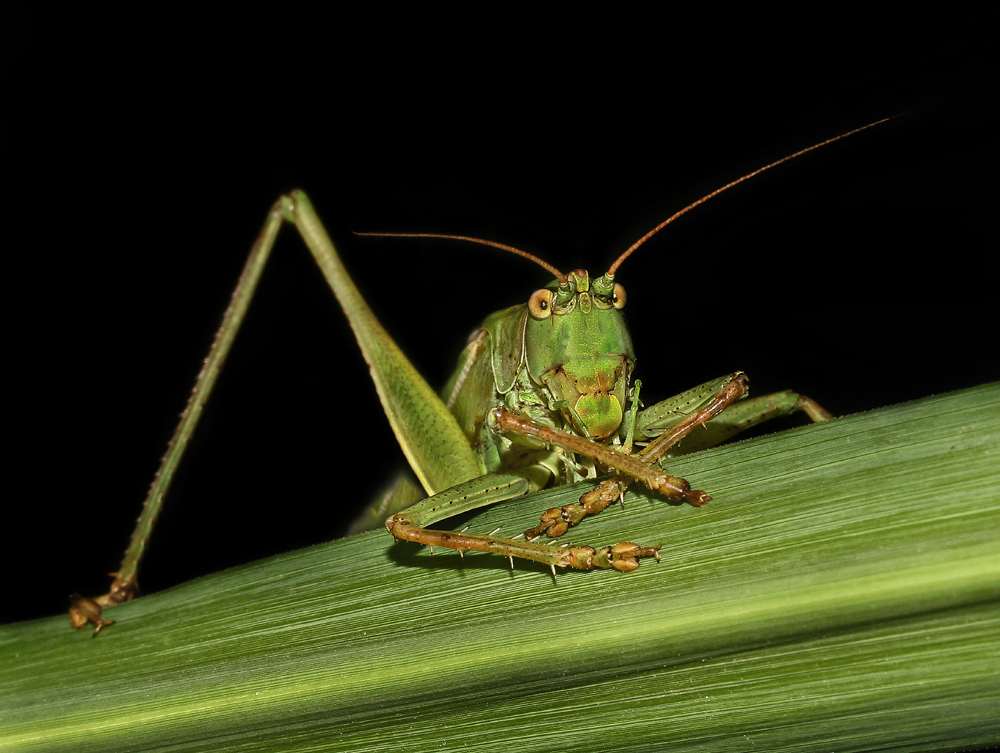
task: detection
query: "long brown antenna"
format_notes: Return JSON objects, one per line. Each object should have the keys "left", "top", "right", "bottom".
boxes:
{"left": 606, "top": 115, "right": 902, "bottom": 276}
{"left": 355, "top": 232, "right": 566, "bottom": 283}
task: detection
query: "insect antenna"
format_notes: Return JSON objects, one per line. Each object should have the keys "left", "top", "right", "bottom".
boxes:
{"left": 606, "top": 114, "right": 904, "bottom": 276}
{"left": 356, "top": 232, "right": 566, "bottom": 283}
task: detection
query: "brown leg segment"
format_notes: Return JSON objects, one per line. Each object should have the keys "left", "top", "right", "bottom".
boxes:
{"left": 520, "top": 373, "right": 751, "bottom": 540}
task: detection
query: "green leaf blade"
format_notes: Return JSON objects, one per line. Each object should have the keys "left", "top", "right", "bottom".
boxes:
{"left": 3, "top": 384, "right": 998, "bottom": 752}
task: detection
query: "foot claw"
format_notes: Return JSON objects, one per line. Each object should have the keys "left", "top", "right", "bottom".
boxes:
{"left": 684, "top": 489, "right": 711, "bottom": 507}
{"left": 68, "top": 576, "right": 136, "bottom": 636}
{"left": 68, "top": 597, "right": 115, "bottom": 637}
{"left": 593, "top": 542, "right": 661, "bottom": 573}
{"left": 525, "top": 507, "right": 567, "bottom": 540}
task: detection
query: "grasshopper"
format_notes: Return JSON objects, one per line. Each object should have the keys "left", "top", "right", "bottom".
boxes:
{"left": 69, "top": 118, "right": 896, "bottom": 635}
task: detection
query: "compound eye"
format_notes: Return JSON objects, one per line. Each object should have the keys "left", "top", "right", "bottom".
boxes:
{"left": 528, "top": 288, "right": 553, "bottom": 319}
{"left": 612, "top": 282, "right": 627, "bottom": 310}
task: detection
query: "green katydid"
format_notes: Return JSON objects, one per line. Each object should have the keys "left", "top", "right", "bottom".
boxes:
{"left": 69, "top": 117, "right": 895, "bottom": 635}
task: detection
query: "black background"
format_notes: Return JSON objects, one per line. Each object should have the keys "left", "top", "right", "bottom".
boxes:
{"left": 3, "top": 10, "right": 996, "bottom": 625}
